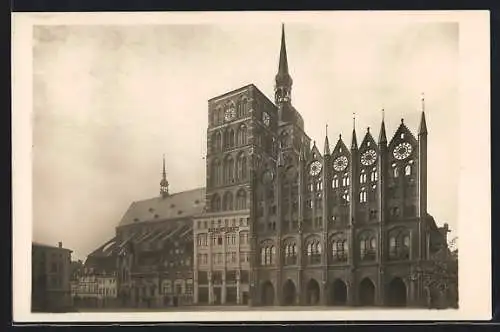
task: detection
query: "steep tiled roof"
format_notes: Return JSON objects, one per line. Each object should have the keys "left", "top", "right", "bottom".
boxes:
{"left": 88, "top": 238, "right": 117, "bottom": 258}
{"left": 118, "top": 187, "right": 206, "bottom": 227}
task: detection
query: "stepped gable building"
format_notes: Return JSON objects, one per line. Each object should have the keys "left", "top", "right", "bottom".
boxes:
{"left": 193, "top": 24, "right": 457, "bottom": 308}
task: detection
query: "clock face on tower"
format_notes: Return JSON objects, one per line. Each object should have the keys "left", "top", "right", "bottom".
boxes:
{"left": 393, "top": 142, "right": 413, "bottom": 160}
{"left": 309, "top": 160, "right": 322, "bottom": 176}
{"left": 361, "top": 149, "right": 377, "bottom": 166}
{"left": 333, "top": 155, "right": 348, "bottom": 171}
{"left": 224, "top": 107, "right": 236, "bottom": 121}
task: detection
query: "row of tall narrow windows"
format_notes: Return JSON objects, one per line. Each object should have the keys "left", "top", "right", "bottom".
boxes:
{"left": 211, "top": 155, "right": 248, "bottom": 186}
{"left": 211, "top": 190, "right": 247, "bottom": 212}
{"left": 259, "top": 234, "right": 410, "bottom": 265}
{"left": 197, "top": 232, "right": 250, "bottom": 247}
{"left": 211, "top": 125, "right": 248, "bottom": 152}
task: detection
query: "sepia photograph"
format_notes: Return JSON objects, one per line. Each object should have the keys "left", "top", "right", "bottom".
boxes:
{"left": 12, "top": 11, "right": 490, "bottom": 322}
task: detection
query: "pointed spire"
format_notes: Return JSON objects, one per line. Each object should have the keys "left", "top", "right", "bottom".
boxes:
{"left": 419, "top": 93, "right": 428, "bottom": 135}
{"left": 160, "top": 154, "right": 169, "bottom": 197}
{"left": 379, "top": 109, "right": 387, "bottom": 144}
{"left": 324, "top": 124, "right": 330, "bottom": 155}
{"left": 351, "top": 113, "right": 358, "bottom": 150}
{"left": 278, "top": 24, "right": 289, "bottom": 77}
{"left": 275, "top": 24, "right": 293, "bottom": 88}
{"left": 162, "top": 153, "right": 166, "bottom": 178}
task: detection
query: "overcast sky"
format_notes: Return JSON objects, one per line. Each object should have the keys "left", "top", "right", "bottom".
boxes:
{"left": 32, "top": 20, "right": 459, "bottom": 260}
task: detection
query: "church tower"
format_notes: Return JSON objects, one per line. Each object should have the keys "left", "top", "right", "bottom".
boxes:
{"left": 160, "top": 154, "right": 169, "bottom": 198}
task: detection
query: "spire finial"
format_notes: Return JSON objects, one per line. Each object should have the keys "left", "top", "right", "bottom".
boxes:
{"left": 353, "top": 112, "right": 356, "bottom": 129}
{"left": 162, "top": 153, "right": 166, "bottom": 178}
{"left": 160, "top": 154, "right": 169, "bottom": 197}
{"left": 421, "top": 92, "right": 425, "bottom": 112}
{"left": 324, "top": 124, "right": 330, "bottom": 155}
{"left": 379, "top": 110, "right": 387, "bottom": 144}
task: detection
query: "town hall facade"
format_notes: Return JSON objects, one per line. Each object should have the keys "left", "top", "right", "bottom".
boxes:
{"left": 192, "top": 25, "right": 457, "bottom": 307}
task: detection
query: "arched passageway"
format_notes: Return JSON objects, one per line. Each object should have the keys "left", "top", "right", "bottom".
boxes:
{"left": 329, "top": 279, "right": 348, "bottom": 306}
{"left": 386, "top": 277, "right": 407, "bottom": 307}
{"left": 261, "top": 281, "right": 275, "bottom": 306}
{"left": 359, "top": 278, "right": 375, "bottom": 306}
{"left": 282, "top": 279, "right": 296, "bottom": 306}
{"left": 306, "top": 279, "right": 320, "bottom": 305}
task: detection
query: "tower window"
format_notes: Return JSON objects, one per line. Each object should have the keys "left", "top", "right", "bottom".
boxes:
{"left": 400, "top": 133, "right": 405, "bottom": 139}
{"left": 342, "top": 173, "right": 350, "bottom": 187}
{"left": 393, "top": 167, "right": 399, "bottom": 178}
{"left": 359, "top": 189, "right": 367, "bottom": 203}
{"left": 405, "top": 164, "right": 412, "bottom": 176}
{"left": 360, "top": 170, "right": 367, "bottom": 184}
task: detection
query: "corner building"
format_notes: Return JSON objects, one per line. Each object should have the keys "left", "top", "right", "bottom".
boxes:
{"left": 194, "top": 25, "right": 457, "bottom": 308}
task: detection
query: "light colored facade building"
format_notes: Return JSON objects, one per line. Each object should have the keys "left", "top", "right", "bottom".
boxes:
{"left": 193, "top": 214, "right": 251, "bottom": 305}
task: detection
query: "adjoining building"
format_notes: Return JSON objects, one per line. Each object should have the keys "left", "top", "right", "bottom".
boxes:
{"left": 31, "top": 241, "right": 73, "bottom": 312}
{"left": 70, "top": 243, "right": 119, "bottom": 308}
{"left": 110, "top": 166, "right": 203, "bottom": 308}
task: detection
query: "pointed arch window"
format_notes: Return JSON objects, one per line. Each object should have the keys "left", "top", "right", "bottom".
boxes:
{"left": 331, "top": 237, "right": 348, "bottom": 262}
{"left": 237, "top": 125, "right": 248, "bottom": 146}
{"left": 342, "top": 190, "right": 349, "bottom": 204}
{"left": 261, "top": 244, "right": 275, "bottom": 266}
{"left": 211, "top": 159, "right": 221, "bottom": 186}
{"left": 214, "top": 132, "right": 222, "bottom": 152}
{"left": 332, "top": 175, "right": 339, "bottom": 188}
{"left": 405, "top": 162, "right": 413, "bottom": 176}
{"left": 224, "top": 157, "right": 235, "bottom": 183}
{"left": 237, "top": 100, "right": 244, "bottom": 118}
{"left": 211, "top": 194, "right": 221, "bottom": 212}
{"left": 305, "top": 239, "right": 321, "bottom": 264}
{"left": 271, "top": 246, "right": 276, "bottom": 264}
{"left": 389, "top": 230, "right": 411, "bottom": 260}
{"left": 236, "top": 189, "right": 247, "bottom": 210}
{"left": 342, "top": 173, "right": 350, "bottom": 187}
{"left": 359, "top": 233, "right": 377, "bottom": 261}
{"left": 223, "top": 191, "right": 233, "bottom": 211}
{"left": 284, "top": 242, "right": 298, "bottom": 265}
{"left": 393, "top": 166, "right": 399, "bottom": 178}
{"left": 360, "top": 169, "right": 367, "bottom": 184}
{"left": 370, "top": 167, "right": 378, "bottom": 182}
{"left": 359, "top": 188, "right": 367, "bottom": 203}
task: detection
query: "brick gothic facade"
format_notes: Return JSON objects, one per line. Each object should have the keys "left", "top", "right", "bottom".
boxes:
{"left": 193, "top": 25, "right": 458, "bottom": 307}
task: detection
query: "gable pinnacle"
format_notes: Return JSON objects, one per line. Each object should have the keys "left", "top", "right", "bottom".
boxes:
{"left": 351, "top": 113, "right": 358, "bottom": 150}
{"left": 379, "top": 109, "right": 387, "bottom": 144}
{"left": 419, "top": 93, "right": 428, "bottom": 135}
{"left": 324, "top": 124, "right": 330, "bottom": 155}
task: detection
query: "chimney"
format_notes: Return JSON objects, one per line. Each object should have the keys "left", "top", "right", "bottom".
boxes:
{"left": 58, "top": 241, "right": 62, "bottom": 248}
